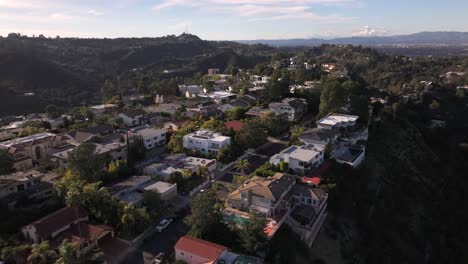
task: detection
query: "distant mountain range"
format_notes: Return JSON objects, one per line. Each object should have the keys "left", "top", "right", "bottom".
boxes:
{"left": 237, "top": 32, "right": 468, "bottom": 47}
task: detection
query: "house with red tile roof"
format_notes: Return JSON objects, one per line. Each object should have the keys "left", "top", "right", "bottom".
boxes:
{"left": 21, "top": 206, "right": 127, "bottom": 259}
{"left": 174, "top": 236, "right": 227, "bottom": 264}
{"left": 224, "top": 121, "right": 245, "bottom": 132}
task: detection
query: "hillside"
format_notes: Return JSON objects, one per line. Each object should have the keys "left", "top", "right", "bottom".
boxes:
{"left": 0, "top": 33, "right": 272, "bottom": 115}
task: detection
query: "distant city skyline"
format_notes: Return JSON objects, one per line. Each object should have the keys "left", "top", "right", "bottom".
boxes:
{"left": 0, "top": 0, "right": 467, "bottom": 40}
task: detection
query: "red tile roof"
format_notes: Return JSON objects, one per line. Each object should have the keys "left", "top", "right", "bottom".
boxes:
{"left": 65, "top": 223, "right": 113, "bottom": 242}
{"left": 24, "top": 206, "right": 88, "bottom": 239}
{"left": 175, "top": 236, "right": 226, "bottom": 261}
{"left": 224, "top": 121, "right": 245, "bottom": 132}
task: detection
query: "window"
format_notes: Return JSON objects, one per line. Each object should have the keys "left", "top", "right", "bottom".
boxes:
{"left": 298, "top": 161, "right": 304, "bottom": 166}
{"left": 17, "top": 184, "right": 25, "bottom": 191}
{"left": 153, "top": 137, "right": 158, "bottom": 140}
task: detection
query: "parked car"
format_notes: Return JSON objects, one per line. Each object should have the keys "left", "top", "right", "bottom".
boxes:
{"left": 153, "top": 252, "right": 165, "bottom": 264}
{"left": 155, "top": 218, "right": 173, "bottom": 232}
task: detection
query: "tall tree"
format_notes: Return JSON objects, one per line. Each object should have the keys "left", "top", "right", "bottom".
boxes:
{"left": 235, "top": 159, "right": 250, "bottom": 177}
{"left": 67, "top": 142, "right": 105, "bottom": 181}
{"left": 289, "top": 125, "right": 305, "bottom": 146}
{"left": 55, "top": 239, "right": 79, "bottom": 264}
{"left": 27, "top": 241, "right": 57, "bottom": 264}
{"left": 239, "top": 211, "right": 268, "bottom": 255}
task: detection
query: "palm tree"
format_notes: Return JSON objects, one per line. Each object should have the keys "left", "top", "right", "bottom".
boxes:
{"left": 235, "top": 159, "right": 250, "bottom": 177}
{"left": 28, "top": 241, "right": 57, "bottom": 264}
{"left": 121, "top": 204, "right": 137, "bottom": 235}
{"left": 197, "top": 166, "right": 210, "bottom": 179}
{"left": 55, "top": 239, "right": 79, "bottom": 264}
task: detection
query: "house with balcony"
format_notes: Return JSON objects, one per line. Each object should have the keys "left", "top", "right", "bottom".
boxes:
{"left": 128, "top": 127, "right": 167, "bottom": 150}
{"left": 52, "top": 142, "right": 126, "bottom": 169}
{"left": 225, "top": 173, "right": 328, "bottom": 246}
{"left": 0, "top": 132, "right": 69, "bottom": 165}
{"left": 0, "top": 170, "right": 59, "bottom": 210}
{"left": 118, "top": 109, "right": 147, "bottom": 127}
{"left": 143, "top": 154, "right": 217, "bottom": 179}
{"left": 183, "top": 130, "right": 230, "bottom": 156}
{"left": 226, "top": 173, "right": 295, "bottom": 217}
{"left": 269, "top": 98, "right": 308, "bottom": 122}
{"left": 270, "top": 144, "right": 325, "bottom": 176}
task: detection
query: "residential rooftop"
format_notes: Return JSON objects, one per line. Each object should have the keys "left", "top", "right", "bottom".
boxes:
{"left": 317, "top": 113, "right": 359, "bottom": 127}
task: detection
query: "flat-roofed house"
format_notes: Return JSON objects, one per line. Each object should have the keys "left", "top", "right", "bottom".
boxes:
{"left": 143, "top": 181, "right": 177, "bottom": 200}
{"left": 270, "top": 144, "right": 325, "bottom": 176}
{"left": 183, "top": 130, "right": 230, "bottom": 156}
{"left": 317, "top": 113, "right": 359, "bottom": 130}
{"left": 143, "top": 154, "right": 217, "bottom": 179}
{"left": 128, "top": 127, "right": 167, "bottom": 150}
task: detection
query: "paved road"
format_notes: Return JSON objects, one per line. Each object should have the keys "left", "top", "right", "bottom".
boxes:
{"left": 122, "top": 214, "right": 191, "bottom": 264}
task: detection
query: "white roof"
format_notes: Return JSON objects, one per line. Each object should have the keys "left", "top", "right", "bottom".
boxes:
{"left": 318, "top": 114, "right": 359, "bottom": 126}
{"left": 130, "top": 128, "right": 166, "bottom": 137}
{"left": 289, "top": 145, "right": 324, "bottom": 162}
{"left": 90, "top": 104, "right": 117, "bottom": 110}
{"left": 0, "top": 132, "right": 55, "bottom": 147}
{"left": 144, "top": 181, "right": 176, "bottom": 193}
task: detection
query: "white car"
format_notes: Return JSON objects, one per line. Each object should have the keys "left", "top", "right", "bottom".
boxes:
{"left": 155, "top": 218, "right": 173, "bottom": 232}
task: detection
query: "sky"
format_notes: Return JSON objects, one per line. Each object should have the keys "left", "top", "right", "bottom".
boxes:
{"left": 0, "top": 0, "right": 467, "bottom": 40}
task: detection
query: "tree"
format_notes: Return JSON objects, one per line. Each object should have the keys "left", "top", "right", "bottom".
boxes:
{"left": 121, "top": 204, "right": 137, "bottom": 235}
{"left": 27, "top": 241, "right": 57, "bottom": 264}
{"left": 1, "top": 244, "right": 31, "bottom": 264}
{"left": 142, "top": 191, "right": 165, "bottom": 214}
{"left": 167, "top": 133, "right": 184, "bottom": 154}
{"left": 55, "top": 239, "right": 79, "bottom": 264}
{"left": 185, "top": 190, "right": 220, "bottom": 238}
{"left": 289, "top": 125, "right": 304, "bottom": 146}
{"left": 318, "top": 78, "right": 345, "bottom": 118}
{"left": 239, "top": 211, "right": 268, "bottom": 255}
{"left": 429, "top": 100, "right": 440, "bottom": 110}
{"left": 456, "top": 89, "right": 465, "bottom": 98}
{"left": 233, "top": 174, "right": 248, "bottom": 189}
{"left": 235, "top": 120, "right": 268, "bottom": 150}
{"left": 63, "top": 116, "right": 70, "bottom": 129}
{"left": 235, "top": 159, "right": 250, "bottom": 177}
{"left": 0, "top": 149, "right": 14, "bottom": 174}
{"left": 45, "top": 104, "right": 60, "bottom": 118}
{"left": 392, "top": 103, "right": 400, "bottom": 121}
{"left": 67, "top": 142, "right": 105, "bottom": 181}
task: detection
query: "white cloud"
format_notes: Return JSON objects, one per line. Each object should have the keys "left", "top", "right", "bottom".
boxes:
{"left": 50, "top": 13, "right": 73, "bottom": 20}
{"left": 352, "top": 25, "right": 389, "bottom": 37}
{"left": 152, "top": 0, "right": 356, "bottom": 22}
{"left": 88, "top": 9, "right": 104, "bottom": 16}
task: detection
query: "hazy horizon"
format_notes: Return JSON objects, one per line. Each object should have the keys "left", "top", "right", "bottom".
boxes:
{"left": 0, "top": 0, "right": 467, "bottom": 40}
